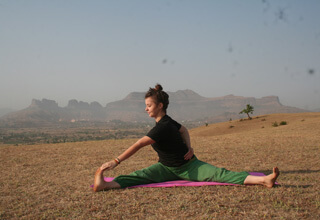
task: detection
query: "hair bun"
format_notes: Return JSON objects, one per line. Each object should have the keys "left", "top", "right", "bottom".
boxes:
{"left": 154, "top": 84, "right": 163, "bottom": 91}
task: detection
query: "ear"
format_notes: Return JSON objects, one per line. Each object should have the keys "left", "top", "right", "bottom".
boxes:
{"left": 157, "top": 102, "right": 163, "bottom": 109}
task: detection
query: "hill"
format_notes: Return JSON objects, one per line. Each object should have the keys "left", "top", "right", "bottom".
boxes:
{"left": 0, "top": 89, "right": 308, "bottom": 127}
{"left": 190, "top": 112, "right": 320, "bottom": 137}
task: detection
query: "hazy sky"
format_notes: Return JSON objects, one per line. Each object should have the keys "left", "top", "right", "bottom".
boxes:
{"left": 1, "top": 0, "right": 319, "bottom": 111}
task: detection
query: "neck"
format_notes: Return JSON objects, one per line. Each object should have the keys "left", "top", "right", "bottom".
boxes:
{"left": 155, "top": 112, "right": 166, "bottom": 122}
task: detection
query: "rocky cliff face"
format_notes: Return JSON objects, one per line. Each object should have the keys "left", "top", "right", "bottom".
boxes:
{"left": 66, "top": 99, "right": 105, "bottom": 121}
{"left": 67, "top": 99, "right": 103, "bottom": 110}
{"left": 1, "top": 99, "right": 66, "bottom": 127}
{"left": 0, "top": 90, "right": 308, "bottom": 127}
{"left": 30, "top": 99, "right": 60, "bottom": 110}
{"left": 0, "top": 98, "right": 107, "bottom": 127}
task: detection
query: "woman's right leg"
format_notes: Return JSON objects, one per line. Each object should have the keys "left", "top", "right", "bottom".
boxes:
{"left": 111, "top": 163, "right": 179, "bottom": 189}
{"left": 94, "top": 163, "right": 178, "bottom": 192}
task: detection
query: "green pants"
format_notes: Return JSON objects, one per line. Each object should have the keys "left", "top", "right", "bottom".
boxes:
{"left": 113, "top": 157, "right": 249, "bottom": 188}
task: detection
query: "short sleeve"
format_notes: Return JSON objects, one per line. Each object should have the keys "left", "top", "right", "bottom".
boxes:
{"left": 171, "top": 119, "right": 182, "bottom": 130}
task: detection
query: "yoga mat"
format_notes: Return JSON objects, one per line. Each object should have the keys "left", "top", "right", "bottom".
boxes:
{"left": 91, "top": 172, "right": 277, "bottom": 189}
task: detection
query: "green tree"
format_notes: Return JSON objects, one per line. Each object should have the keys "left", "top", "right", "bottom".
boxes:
{"left": 239, "top": 104, "right": 254, "bottom": 120}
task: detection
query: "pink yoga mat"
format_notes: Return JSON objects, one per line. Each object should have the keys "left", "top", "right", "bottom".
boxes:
{"left": 91, "top": 172, "right": 276, "bottom": 188}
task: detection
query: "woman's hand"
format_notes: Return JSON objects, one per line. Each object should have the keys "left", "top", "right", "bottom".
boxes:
{"left": 184, "top": 147, "right": 194, "bottom": 160}
{"left": 100, "top": 160, "right": 117, "bottom": 171}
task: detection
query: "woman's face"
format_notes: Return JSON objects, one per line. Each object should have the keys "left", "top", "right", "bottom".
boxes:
{"left": 145, "top": 97, "right": 163, "bottom": 118}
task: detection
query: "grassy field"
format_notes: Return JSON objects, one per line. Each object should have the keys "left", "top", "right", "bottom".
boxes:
{"left": 1, "top": 112, "right": 319, "bottom": 219}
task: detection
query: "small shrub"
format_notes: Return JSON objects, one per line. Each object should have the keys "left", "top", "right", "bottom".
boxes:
{"left": 272, "top": 122, "right": 278, "bottom": 127}
{"left": 280, "top": 121, "right": 287, "bottom": 125}
{"left": 261, "top": 118, "right": 266, "bottom": 121}
{"left": 229, "top": 125, "right": 234, "bottom": 129}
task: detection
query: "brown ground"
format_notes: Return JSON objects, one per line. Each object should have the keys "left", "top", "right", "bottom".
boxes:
{"left": 1, "top": 112, "right": 319, "bottom": 219}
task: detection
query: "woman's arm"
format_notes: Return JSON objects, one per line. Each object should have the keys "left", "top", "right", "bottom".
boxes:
{"left": 100, "top": 136, "right": 155, "bottom": 171}
{"left": 118, "top": 136, "right": 155, "bottom": 162}
{"left": 179, "top": 125, "right": 194, "bottom": 160}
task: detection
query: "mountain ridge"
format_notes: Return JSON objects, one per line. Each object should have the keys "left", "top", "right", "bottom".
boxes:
{"left": 0, "top": 89, "right": 308, "bottom": 127}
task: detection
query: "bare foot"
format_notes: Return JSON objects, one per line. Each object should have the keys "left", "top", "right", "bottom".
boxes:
{"left": 93, "top": 167, "right": 108, "bottom": 192}
{"left": 263, "top": 167, "right": 280, "bottom": 188}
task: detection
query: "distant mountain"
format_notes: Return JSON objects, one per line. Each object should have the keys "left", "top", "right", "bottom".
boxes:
{"left": 106, "top": 91, "right": 307, "bottom": 123}
{"left": 0, "top": 90, "right": 308, "bottom": 128}
{"left": 0, "top": 99, "right": 107, "bottom": 127}
{"left": 66, "top": 99, "right": 106, "bottom": 120}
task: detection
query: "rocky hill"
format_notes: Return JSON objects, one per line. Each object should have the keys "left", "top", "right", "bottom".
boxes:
{"left": 0, "top": 99, "right": 106, "bottom": 127}
{"left": 0, "top": 90, "right": 308, "bottom": 127}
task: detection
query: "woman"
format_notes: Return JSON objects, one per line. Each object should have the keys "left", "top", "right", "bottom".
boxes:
{"left": 93, "top": 84, "right": 279, "bottom": 192}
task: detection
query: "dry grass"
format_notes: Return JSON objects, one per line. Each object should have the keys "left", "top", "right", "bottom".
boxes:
{"left": 1, "top": 112, "right": 320, "bottom": 219}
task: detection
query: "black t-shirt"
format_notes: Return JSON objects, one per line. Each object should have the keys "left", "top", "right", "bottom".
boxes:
{"left": 147, "top": 115, "right": 193, "bottom": 167}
